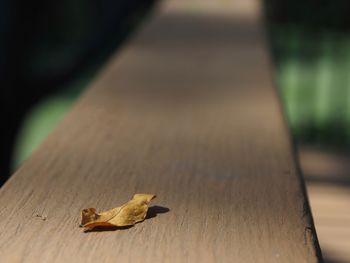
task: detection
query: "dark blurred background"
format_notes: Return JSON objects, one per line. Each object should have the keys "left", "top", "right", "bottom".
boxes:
{"left": 266, "top": 0, "right": 350, "bottom": 146}
{"left": 0, "top": 0, "right": 156, "bottom": 184}
{"left": 265, "top": 2, "right": 350, "bottom": 261}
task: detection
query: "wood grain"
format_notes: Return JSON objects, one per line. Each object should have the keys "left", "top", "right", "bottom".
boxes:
{"left": 300, "top": 146, "right": 350, "bottom": 263}
{"left": 0, "top": 0, "right": 321, "bottom": 262}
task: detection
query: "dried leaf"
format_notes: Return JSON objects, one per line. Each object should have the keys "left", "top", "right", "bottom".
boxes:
{"left": 80, "top": 193, "right": 156, "bottom": 229}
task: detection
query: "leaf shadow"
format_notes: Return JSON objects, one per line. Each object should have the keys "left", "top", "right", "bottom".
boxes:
{"left": 145, "top": 205, "right": 170, "bottom": 220}
{"left": 83, "top": 205, "right": 170, "bottom": 233}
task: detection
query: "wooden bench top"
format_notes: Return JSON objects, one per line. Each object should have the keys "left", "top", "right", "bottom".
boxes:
{"left": 0, "top": 0, "right": 321, "bottom": 262}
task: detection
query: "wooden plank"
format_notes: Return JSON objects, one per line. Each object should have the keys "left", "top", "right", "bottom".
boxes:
{"left": 300, "top": 146, "right": 350, "bottom": 262}
{"left": 0, "top": 0, "right": 321, "bottom": 262}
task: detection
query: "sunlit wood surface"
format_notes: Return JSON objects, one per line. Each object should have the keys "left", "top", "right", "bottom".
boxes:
{"left": 301, "top": 146, "right": 350, "bottom": 263}
{"left": 0, "top": 0, "right": 321, "bottom": 262}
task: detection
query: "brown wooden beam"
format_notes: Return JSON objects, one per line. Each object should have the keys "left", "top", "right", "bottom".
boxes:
{"left": 0, "top": 0, "right": 321, "bottom": 262}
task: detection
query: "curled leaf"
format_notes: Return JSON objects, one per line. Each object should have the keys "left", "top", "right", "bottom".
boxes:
{"left": 80, "top": 193, "right": 156, "bottom": 229}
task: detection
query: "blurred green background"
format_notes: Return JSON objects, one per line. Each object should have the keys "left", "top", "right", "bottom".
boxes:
{"left": 12, "top": 0, "right": 350, "bottom": 169}
{"left": 265, "top": 0, "right": 350, "bottom": 147}
{"left": 8, "top": 0, "right": 155, "bottom": 171}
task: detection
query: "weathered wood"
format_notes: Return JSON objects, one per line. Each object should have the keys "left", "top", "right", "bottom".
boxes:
{"left": 300, "top": 146, "right": 350, "bottom": 262}
{"left": 0, "top": 0, "right": 321, "bottom": 262}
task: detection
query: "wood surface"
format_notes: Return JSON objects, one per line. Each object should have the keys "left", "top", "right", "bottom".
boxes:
{"left": 0, "top": 0, "right": 321, "bottom": 262}
{"left": 300, "top": 146, "right": 350, "bottom": 263}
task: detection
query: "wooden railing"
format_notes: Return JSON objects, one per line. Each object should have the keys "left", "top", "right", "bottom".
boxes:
{"left": 0, "top": 0, "right": 322, "bottom": 262}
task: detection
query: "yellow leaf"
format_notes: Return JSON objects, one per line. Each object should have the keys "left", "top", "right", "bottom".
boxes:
{"left": 81, "top": 194, "right": 156, "bottom": 229}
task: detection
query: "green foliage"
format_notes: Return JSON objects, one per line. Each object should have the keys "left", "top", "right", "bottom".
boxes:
{"left": 269, "top": 25, "right": 350, "bottom": 146}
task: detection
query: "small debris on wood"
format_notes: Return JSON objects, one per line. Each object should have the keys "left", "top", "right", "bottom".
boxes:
{"left": 33, "top": 214, "right": 47, "bottom": 221}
